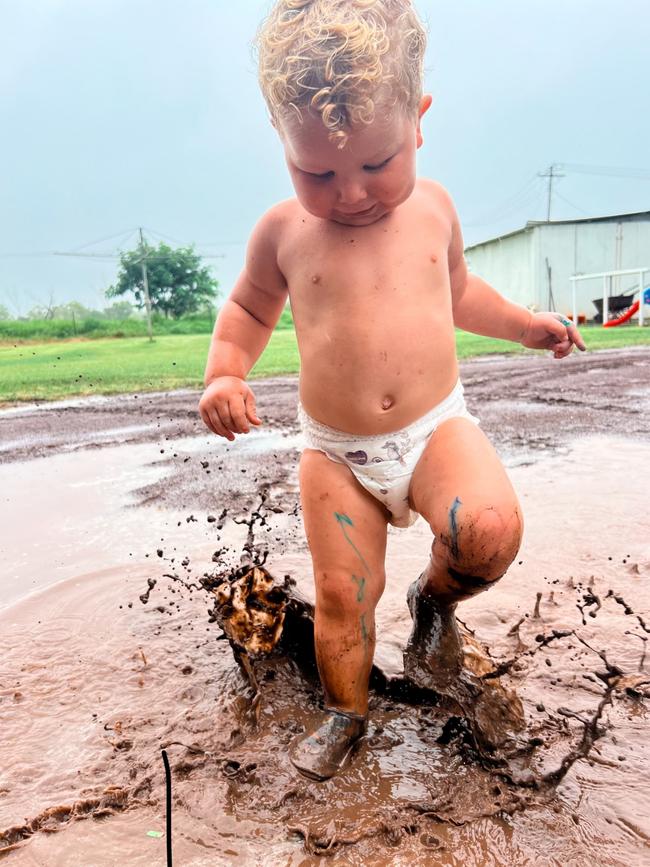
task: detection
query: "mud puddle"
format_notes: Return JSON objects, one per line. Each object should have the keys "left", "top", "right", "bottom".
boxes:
{"left": 1, "top": 350, "right": 649, "bottom": 864}
{"left": 1, "top": 431, "right": 649, "bottom": 865}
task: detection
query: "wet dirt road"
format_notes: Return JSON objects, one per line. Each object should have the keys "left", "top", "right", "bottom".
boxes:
{"left": 1, "top": 347, "right": 649, "bottom": 865}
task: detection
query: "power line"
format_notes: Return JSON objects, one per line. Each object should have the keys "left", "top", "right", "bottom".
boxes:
{"left": 68, "top": 226, "right": 141, "bottom": 253}
{"left": 464, "top": 175, "right": 542, "bottom": 227}
{"left": 560, "top": 163, "right": 650, "bottom": 180}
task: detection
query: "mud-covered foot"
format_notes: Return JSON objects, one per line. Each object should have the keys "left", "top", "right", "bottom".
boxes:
{"left": 403, "top": 577, "right": 463, "bottom": 691}
{"left": 289, "top": 708, "right": 367, "bottom": 781}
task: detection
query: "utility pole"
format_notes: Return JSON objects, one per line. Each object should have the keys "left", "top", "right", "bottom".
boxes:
{"left": 138, "top": 227, "right": 153, "bottom": 342}
{"left": 538, "top": 164, "right": 565, "bottom": 222}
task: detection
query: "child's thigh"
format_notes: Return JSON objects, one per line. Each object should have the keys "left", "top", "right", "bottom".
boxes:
{"left": 299, "top": 449, "right": 389, "bottom": 612}
{"left": 408, "top": 418, "right": 522, "bottom": 547}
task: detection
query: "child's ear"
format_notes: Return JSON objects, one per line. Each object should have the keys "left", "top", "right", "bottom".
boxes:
{"left": 416, "top": 94, "right": 433, "bottom": 148}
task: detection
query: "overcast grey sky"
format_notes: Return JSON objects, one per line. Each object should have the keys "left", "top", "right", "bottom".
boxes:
{"left": 1, "top": 0, "right": 649, "bottom": 314}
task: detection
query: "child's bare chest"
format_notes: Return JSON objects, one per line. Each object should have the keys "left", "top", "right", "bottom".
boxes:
{"left": 278, "top": 203, "right": 452, "bottom": 324}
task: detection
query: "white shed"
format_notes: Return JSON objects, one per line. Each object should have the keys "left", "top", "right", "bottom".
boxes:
{"left": 464, "top": 210, "right": 650, "bottom": 322}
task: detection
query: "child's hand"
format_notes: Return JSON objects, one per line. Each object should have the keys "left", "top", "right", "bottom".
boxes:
{"left": 520, "top": 312, "right": 586, "bottom": 358}
{"left": 198, "top": 376, "right": 262, "bottom": 441}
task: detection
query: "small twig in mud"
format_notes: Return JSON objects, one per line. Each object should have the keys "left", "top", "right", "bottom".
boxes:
{"left": 533, "top": 592, "right": 542, "bottom": 619}
{"left": 139, "top": 648, "right": 147, "bottom": 667}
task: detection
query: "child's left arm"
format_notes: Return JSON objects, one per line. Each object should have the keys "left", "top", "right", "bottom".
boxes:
{"left": 447, "top": 198, "right": 586, "bottom": 359}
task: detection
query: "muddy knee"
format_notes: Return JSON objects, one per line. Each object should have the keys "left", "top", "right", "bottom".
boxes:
{"left": 434, "top": 501, "right": 523, "bottom": 598}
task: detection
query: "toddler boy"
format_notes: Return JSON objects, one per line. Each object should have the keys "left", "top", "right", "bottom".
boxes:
{"left": 199, "top": 0, "right": 585, "bottom": 780}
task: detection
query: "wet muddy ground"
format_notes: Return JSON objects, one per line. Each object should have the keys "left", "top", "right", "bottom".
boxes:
{"left": 1, "top": 347, "right": 649, "bottom": 865}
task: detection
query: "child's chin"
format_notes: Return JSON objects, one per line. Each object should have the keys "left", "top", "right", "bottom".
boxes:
{"left": 330, "top": 205, "right": 388, "bottom": 226}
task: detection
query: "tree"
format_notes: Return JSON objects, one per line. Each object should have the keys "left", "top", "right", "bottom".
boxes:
{"left": 106, "top": 241, "right": 219, "bottom": 318}
{"left": 0, "top": 304, "right": 12, "bottom": 320}
{"left": 102, "top": 300, "right": 137, "bottom": 320}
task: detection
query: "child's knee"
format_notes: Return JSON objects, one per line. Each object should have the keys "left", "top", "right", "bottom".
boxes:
{"left": 314, "top": 568, "right": 385, "bottom": 618}
{"left": 435, "top": 499, "right": 523, "bottom": 588}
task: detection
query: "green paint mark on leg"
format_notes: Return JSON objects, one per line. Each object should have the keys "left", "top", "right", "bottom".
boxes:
{"left": 334, "top": 511, "right": 353, "bottom": 527}
{"left": 360, "top": 613, "right": 368, "bottom": 647}
{"left": 333, "top": 511, "right": 371, "bottom": 577}
{"left": 351, "top": 574, "right": 366, "bottom": 603}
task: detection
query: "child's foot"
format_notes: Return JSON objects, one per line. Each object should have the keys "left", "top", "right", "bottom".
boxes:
{"left": 289, "top": 707, "right": 367, "bottom": 781}
{"left": 403, "top": 576, "right": 463, "bottom": 691}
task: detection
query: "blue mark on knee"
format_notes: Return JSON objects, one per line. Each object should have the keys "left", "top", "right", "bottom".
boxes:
{"left": 448, "top": 496, "right": 462, "bottom": 560}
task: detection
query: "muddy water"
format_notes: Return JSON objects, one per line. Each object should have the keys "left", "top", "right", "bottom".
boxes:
{"left": 1, "top": 353, "right": 650, "bottom": 865}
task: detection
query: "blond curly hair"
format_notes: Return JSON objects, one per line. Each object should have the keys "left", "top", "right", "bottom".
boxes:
{"left": 255, "top": 0, "right": 427, "bottom": 147}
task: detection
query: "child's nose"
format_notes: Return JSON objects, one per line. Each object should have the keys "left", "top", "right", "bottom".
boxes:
{"left": 337, "top": 179, "right": 366, "bottom": 205}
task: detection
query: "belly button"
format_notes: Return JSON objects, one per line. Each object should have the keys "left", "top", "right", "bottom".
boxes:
{"left": 381, "top": 396, "right": 394, "bottom": 410}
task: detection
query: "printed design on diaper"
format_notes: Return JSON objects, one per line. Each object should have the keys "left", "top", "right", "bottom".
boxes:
{"left": 381, "top": 431, "right": 412, "bottom": 466}
{"left": 344, "top": 450, "right": 369, "bottom": 465}
{"left": 342, "top": 432, "right": 413, "bottom": 469}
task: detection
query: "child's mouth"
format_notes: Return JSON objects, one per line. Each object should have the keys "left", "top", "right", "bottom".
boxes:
{"left": 334, "top": 204, "right": 380, "bottom": 223}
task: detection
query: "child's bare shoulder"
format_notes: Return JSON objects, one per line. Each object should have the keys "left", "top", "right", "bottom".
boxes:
{"left": 244, "top": 199, "right": 299, "bottom": 291}
{"left": 414, "top": 177, "right": 458, "bottom": 221}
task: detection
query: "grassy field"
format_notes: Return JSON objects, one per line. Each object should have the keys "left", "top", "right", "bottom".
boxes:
{"left": 0, "top": 308, "right": 295, "bottom": 341}
{"left": 1, "top": 324, "right": 648, "bottom": 404}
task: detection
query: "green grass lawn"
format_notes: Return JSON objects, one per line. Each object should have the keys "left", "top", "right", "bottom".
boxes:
{"left": 1, "top": 324, "right": 648, "bottom": 404}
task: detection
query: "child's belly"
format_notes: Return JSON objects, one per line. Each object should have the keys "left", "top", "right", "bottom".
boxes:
{"left": 297, "top": 311, "right": 459, "bottom": 435}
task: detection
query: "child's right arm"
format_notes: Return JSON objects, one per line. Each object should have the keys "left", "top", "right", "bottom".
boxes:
{"left": 199, "top": 209, "right": 289, "bottom": 441}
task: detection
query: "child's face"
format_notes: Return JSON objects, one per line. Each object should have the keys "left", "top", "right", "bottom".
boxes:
{"left": 278, "top": 96, "right": 430, "bottom": 227}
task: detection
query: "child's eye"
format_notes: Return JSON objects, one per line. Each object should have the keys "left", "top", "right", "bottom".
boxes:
{"left": 305, "top": 170, "right": 334, "bottom": 180}
{"left": 364, "top": 156, "right": 394, "bottom": 172}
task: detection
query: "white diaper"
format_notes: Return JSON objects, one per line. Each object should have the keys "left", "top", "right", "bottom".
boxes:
{"left": 298, "top": 378, "right": 480, "bottom": 528}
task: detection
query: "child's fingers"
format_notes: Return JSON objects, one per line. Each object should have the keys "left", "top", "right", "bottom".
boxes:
{"left": 211, "top": 407, "right": 235, "bottom": 440}
{"left": 244, "top": 391, "right": 262, "bottom": 426}
{"left": 569, "top": 326, "right": 587, "bottom": 351}
{"left": 552, "top": 339, "right": 573, "bottom": 359}
{"left": 202, "top": 403, "right": 234, "bottom": 440}
{"left": 198, "top": 403, "right": 217, "bottom": 435}
{"left": 215, "top": 403, "right": 237, "bottom": 440}
{"left": 554, "top": 315, "right": 586, "bottom": 352}
{"left": 228, "top": 398, "right": 250, "bottom": 434}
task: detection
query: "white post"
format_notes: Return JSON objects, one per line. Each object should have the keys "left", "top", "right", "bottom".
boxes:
{"left": 640, "top": 269, "right": 645, "bottom": 327}
{"left": 602, "top": 275, "right": 609, "bottom": 325}
{"left": 572, "top": 278, "right": 577, "bottom": 326}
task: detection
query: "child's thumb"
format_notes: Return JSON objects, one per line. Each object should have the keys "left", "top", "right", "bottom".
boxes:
{"left": 245, "top": 392, "right": 262, "bottom": 425}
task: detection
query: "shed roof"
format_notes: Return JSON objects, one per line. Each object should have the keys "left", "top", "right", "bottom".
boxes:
{"left": 465, "top": 209, "right": 650, "bottom": 251}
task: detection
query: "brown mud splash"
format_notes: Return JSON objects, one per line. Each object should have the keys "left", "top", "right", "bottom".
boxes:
{"left": 2, "top": 352, "right": 650, "bottom": 864}
{"left": 1, "top": 534, "right": 649, "bottom": 864}
{"left": 200, "top": 557, "right": 645, "bottom": 859}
